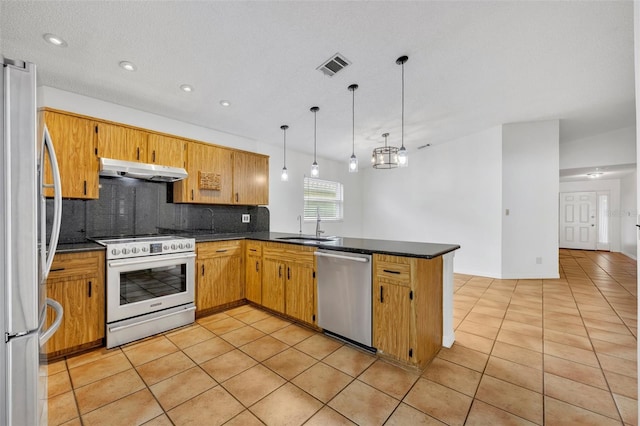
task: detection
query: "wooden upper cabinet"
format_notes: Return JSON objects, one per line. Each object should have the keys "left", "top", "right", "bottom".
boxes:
{"left": 43, "top": 111, "right": 99, "bottom": 199}
{"left": 147, "top": 134, "right": 185, "bottom": 169}
{"left": 232, "top": 151, "right": 269, "bottom": 205}
{"left": 174, "top": 142, "right": 234, "bottom": 204}
{"left": 96, "top": 122, "right": 148, "bottom": 163}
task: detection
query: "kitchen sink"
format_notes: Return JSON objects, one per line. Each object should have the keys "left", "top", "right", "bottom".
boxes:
{"left": 276, "top": 236, "right": 339, "bottom": 243}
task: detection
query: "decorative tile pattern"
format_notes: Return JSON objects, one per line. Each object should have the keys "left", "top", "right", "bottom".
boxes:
{"left": 46, "top": 250, "right": 636, "bottom": 425}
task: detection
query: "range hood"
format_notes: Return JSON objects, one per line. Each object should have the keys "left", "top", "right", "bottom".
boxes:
{"left": 99, "top": 158, "right": 188, "bottom": 182}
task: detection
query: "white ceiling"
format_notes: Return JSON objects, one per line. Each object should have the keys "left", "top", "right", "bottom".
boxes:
{"left": 1, "top": 1, "right": 635, "bottom": 164}
{"left": 559, "top": 163, "right": 636, "bottom": 182}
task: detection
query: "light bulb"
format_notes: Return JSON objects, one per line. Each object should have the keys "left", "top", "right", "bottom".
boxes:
{"left": 378, "top": 153, "right": 384, "bottom": 164}
{"left": 281, "top": 167, "right": 289, "bottom": 181}
{"left": 311, "top": 162, "right": 319, "bottom": 177}
{"left": 349, "top": 155, "right": 358, "bottom": 173}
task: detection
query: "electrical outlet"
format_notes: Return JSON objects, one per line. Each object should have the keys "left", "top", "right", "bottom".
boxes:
{"left": 242, "top": 214, "right": 250, "bottom": 223}
{"left": 536, "top": 257, "right": 542, "bottom": 264}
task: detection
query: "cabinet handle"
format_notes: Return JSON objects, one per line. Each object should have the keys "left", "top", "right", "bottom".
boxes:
{"left": 191, "top": 189, "right": 194, "bottom": 201}
{"left": 287, "top": 267, "right": 290, "bottom": 280}
{"left": 152, "top": 150, "right": 156, "bottom": 162}
{"left": 83, "top": 180, "right": 87, "bottom": 195}
{"left": 201, "top": 264, "right": 205, "bottom": 276}
{"left": 235, "top": 193, "right": 239, "bottom": 202}
{"left": 88, "top": 281, "right": 92, "bottom": 298}
{"left": 216, "top": 249, "right": 228, "bottom": 253}
{"left": 249, "top": 248, "right": 257, "bottom": 252}
{"left": 136, "top": 147, "right": 140, "bottom": 160}
{"left": 256, "top": 261, "right": 259, "bottom": 272}
{"left": 279, "top": 265, "right": 282, "bottom": 278}
{"left": 380, "top": 286, "right": 384, "bottom": 303}
{"left": 50, "top": 267, "right": 65, "bottom": 272}
{"left": 383, "top": 269, "right": 401, "bottom": 275}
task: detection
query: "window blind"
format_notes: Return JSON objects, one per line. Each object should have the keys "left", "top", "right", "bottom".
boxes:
{"left": 303, "top": 177, "right": 343, "bottom": 221}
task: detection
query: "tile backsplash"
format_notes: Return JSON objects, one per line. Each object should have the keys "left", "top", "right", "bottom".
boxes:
{"left": 48, "top": 177, "right": 269, "bottom": 243}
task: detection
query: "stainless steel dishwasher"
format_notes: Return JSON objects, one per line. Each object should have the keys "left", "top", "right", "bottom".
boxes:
{"left": 315, "top": 249, "right": 372, "bottom": 348}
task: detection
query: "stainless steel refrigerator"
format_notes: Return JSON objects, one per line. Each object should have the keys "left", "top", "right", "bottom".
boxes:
{"left": 1, "top": 58, "right": 64, "bottom": 425}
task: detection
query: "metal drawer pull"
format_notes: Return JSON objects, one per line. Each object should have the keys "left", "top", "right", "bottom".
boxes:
{"left": 50, "top": 267, "right": 65, "bottom": 272}
{"left": 109, "top": 306, "right": 196, "bottom": 333}
{"left": 216, "top": 249, "right": 228, "bottom": 253}
{"left": 380, "top": 286, "right": 384, "bottom": 303}
{"left": 383, "top": 269, "right": 401, "bottom": 275}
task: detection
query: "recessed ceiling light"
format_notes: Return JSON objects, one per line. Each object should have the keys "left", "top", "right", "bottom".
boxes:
{"left": 587, "top": 172, "right": 603, "bottom": 178}
{"left": 180, "top": 84, "right": 194, "bottom": 93}
{"left": 43, "top": 33, "right": 67, "bottom": 47}
{"left": 220, "top": 100, "right": 231, "bottom": 107}
{"left": 119, "top": 61, "right": 137, "bottom": 72}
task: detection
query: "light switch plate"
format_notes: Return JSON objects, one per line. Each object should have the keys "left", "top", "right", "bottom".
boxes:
{"left": 242, "top": 214, "right": 250, "bottom": 223}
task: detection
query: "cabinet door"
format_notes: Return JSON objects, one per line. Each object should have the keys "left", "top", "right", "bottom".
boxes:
{"left": 215, "top": 253, "right": 244, "bottom": 305}
{"left": 245, "top": 253, "right": 262, "bottom": 304}
{"left": 373, "top": 282, "right": 412, "bottom": 363}
{"left": 175, "top": 142, "right": 234, "bottom": 204}
{"left": 196, "top": 258, "right": 216, "bottom": 313}
{"left": 96, "top": 122, "right": 148, "bottom": 162}
{"left": 261, "top": 258, "right": 285, "bottom": 313}
{"left": 43, "top": 111, "right": 99, "bottom": 199}
{"left": 285, "top": 262, "right": 316, "bottom": 325}
{"left": 148, "top": 134, "right": 185, "bottom": 168}
{"left": 232, "top": 151, "right": 269, "bottom": 205}
{"left": 44, "top": 277, "right": 104, "bottom": 355}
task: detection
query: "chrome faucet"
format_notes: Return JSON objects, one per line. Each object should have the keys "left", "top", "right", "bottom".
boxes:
{"left": 315, "top": 208, "right": 324, "bottom": 237}
{"left": 297, "top": 215, "right": 303, "bottom": 235}
{"left": 204, "top": 208, "right": 215, "bottom": 231}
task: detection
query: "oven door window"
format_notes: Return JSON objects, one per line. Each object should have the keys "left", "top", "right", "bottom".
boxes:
{"left": 119, "top": 264, "right": 187, "bottom": 305}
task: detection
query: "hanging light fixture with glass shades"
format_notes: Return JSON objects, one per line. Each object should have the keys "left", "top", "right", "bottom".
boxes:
{"left": 348, "top": 84, "right": 359, "bottom": 173}
{"left": 397, "top": 55, "right": 409, "bottom": 167}
{"left": 370, "top": 55, "right": 410, "bottom": 169}
{"left": 310, "top": 106, "right": 320, "bottom": 177}
{"left": 372, "top": 133, "right": 399, "bottom": 169}
{"left": 280, "top": 125, "right": 289, "bottom": 182}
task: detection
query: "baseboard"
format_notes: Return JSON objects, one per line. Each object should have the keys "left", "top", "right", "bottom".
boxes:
{"left": 621, "top": 251, "right": 637, "bottom": 261}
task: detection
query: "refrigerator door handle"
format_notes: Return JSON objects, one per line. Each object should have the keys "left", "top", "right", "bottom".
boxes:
{"left": 42, "top": 125, "right": 62, "bottom": 276}
{"left": 39, "top": 298, "right": 63, "bottom": 346}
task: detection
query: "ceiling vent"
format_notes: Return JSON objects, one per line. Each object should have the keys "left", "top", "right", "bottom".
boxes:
{"left": 317, "top": 53, "right": 351, "bottom": 77}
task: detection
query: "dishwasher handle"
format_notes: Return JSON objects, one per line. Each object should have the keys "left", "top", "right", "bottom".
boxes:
{"left": 314, "top": 251, "right": 370, "bottom": 263}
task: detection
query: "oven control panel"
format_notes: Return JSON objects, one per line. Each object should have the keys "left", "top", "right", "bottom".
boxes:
{"left": 103, "top": 237, "right": 196, "bottom": 260}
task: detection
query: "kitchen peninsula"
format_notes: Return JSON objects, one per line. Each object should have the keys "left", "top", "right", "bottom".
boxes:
{"left": 56, "top": 232, "right": 459, "bottom": 369}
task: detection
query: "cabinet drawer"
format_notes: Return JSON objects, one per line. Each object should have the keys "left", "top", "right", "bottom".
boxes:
{"left": 197, "top": 240, "right": 243, "bottom": 258}
{"left": 48, "top": 251, "right": 104, "bottom": 281}
{"left": 245, "top": 240, "right": 262, "bottom": 256}
{"left": 263, "top": 242, "right": 315, "bottom": 264}
{"left": 374, "top": 255, "right": 412, "bottom": 287}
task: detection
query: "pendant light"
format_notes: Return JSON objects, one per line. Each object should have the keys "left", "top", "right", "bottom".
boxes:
{"left": 397, "top": 55, "right": 409, "bottom": 167}
{"left": 280, "top": 125, "right": 289, "bottom": 182}
{"left": 372, "top": 133, "right": 398, "bottom": 169}
{"left": 310, "top": 106, "right": 320, "bottom": 177}
{"left": 348, "top": 84, "right": 358, "bottom": 173}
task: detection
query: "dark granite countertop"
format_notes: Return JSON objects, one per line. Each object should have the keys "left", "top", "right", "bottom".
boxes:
{"left": 195, "top": 231, "right": 460, "bottom": 259}
{"left": 56, "top": 241, "right": 105, "bottom": 253}
{"left": 54, "top": 232, "right": 460, "bottom": 259}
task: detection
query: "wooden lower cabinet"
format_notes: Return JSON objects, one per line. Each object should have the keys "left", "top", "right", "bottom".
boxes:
{"left": 261, "top": 257, "right": 285, "bottom": 313}
{"left": 245, "top": 241, "right": 262, "bottom": 304}
{"left": 196, "top": 241, "right": 244, "bottom": 314}
{"left": 44, "top": 250, "right": 105, "bottom": 357}
{"left": 372, "top": 254, "right": 443, "bottom": 369}
{"left": 261, "top": 242, "right": 316, "bottom": 325}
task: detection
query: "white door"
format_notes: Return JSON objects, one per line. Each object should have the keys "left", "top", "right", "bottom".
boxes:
{"left": 559, "top": 192, "right": 597, "bottom": 250}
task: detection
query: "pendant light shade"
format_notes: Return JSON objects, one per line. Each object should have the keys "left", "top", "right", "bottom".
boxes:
{"left": 348, "top": 84, "right": 358, "bottom": 173}
{"left": 310, "top": 106, "right": 320, "bottom": 177}
{"left": 397, "top": 55, "right": 409, "bottom": 167}
{"left": 280, "top": 125, "right": 289, "bottom": 182}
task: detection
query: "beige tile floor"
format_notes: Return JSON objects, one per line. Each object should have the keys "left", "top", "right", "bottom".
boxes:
{"left": 46, "top": 249, "right": 637, "bottom": 425}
